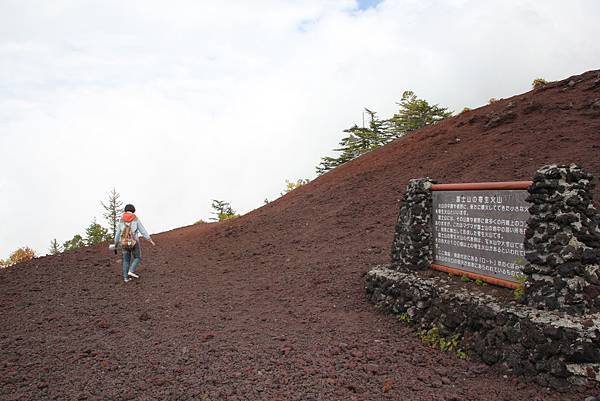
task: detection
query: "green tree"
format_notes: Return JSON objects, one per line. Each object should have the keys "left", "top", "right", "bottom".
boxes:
{"left": 210, "top": 200, "right": 239, "bottom": 221}
{"left": 387, "top": 90, "right": 451, "bottom": 138}
{"left": 316, "top": 93, "right": 451, "bottom": 175}
{"left": 316, "top": 109, "right": 389, "bottom": 174}
{"left": 63, "top": 234, "right": 85, "bottom": 252}
{"left": 101, "top": 188, "right": 123, "bottom": 241}
{"left": 282, "top": 178, "right": 310, "bottom": 195}
{"left": 85, "top": 218, "right": 110, "bottom": 245}
{"left": 48, "top": 239, "right": 62, "bottom": 255}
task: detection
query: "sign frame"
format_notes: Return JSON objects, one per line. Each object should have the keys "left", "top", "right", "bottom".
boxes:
{"left": 430, "top": 181, "right": 532, "bottom": 289}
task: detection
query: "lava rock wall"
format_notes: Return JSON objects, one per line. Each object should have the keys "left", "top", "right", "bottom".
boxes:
{"left": 390, "top": 178, "right": 435, "bottom": 271}
{"left": 523, "top": 164, "right": 600, "bottom": 315}
{"left": 373, "top": 164, "right": 600, "bottom": 387}
{"left": 366, "top": 265, "right": 600, "bottom": 389}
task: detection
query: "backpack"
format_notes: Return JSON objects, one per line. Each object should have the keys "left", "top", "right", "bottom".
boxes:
{"left": 120, "top": 222, "right": 137, "bottom": 250}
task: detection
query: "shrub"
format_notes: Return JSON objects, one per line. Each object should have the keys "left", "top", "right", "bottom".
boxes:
{"left": 282, "top": 178, "right": 310, "bottom": 195}
{"left": 210, "top": 200, "right": 239, "bottom": 222}
{"left": 417, "top": 326, "right": 467, "bottom": 359}
{"left": 513, "top": 274, "right": 528, "bottom": 301}
{"left": 532, "top": 78, "right": 548, "bottom": 89}
{"left": 398, "top": 313, "right": 412, "bottom": 325}
{"left": 1, "top": 247, "right": 36, "bottom": 267}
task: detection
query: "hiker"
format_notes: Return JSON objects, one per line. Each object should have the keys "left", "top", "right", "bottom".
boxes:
{"left": 114, "top": 204, "right": 155, "bottom": 283}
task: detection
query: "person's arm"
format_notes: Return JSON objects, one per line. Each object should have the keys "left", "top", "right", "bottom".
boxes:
{"left": 114, "top": 223, "right": 122, "bottom": 244}
{"left": 137, "top": 220, "right": 155, "bottom": 245}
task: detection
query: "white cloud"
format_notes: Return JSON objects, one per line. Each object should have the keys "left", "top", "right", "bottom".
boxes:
{"left": 1, "top": 0, "right": 600, "bottom": 257}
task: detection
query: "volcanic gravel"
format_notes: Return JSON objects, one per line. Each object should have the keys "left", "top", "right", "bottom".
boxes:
{"left": 1, "top": 70, "right": 600, "bottom": 400}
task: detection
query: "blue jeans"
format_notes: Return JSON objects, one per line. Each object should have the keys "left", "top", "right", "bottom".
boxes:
{"left": 122, "top": 242, "right": 141, "bottom": 280}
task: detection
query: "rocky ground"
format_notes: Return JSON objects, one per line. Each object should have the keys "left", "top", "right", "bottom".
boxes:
{"left": 1, "top": 70, "right": 600, "bottom": 400}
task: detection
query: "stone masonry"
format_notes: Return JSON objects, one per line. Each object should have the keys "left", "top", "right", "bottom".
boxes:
{"left": 523, "top": 164, "right": 600, "bottom": 315}
{"left": 366, "top": 266, "right": 600, "bottom": 389}
{"left": 390, "top": 178, "right": 435, "bottom": 271}
{"left": 369, "top": 165, "right": 600, "bottom": 386}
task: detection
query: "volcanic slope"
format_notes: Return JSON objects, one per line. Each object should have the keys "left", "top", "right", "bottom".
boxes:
{"left": 2, "top": 70, "right": 600, "bottom": 401}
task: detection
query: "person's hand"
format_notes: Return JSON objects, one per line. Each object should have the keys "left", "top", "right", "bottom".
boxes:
{"left": 149, "top": 239, "right": 156, "bottom": 246}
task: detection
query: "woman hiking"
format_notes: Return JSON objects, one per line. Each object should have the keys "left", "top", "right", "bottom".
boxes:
{"left": 114, "top": 204, "right": 155, "bottom": 283}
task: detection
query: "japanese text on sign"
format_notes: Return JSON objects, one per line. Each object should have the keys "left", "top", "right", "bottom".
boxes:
{"left": 432, "top": 190, "right": 529, "bottom": 282}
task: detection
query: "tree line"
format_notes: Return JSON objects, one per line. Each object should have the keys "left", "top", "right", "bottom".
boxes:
{"left": 2, "top": 90, "right": 452, "bottom": 266}
{"left": 0, "top": 189, "right": 124, "bottom": 267}
{"left": 316, "top": 90, "right": 451, "bottom": 174}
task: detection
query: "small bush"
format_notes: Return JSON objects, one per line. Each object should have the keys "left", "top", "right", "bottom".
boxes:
{"left": 459, "top": 107, "right": 471, "bottom": 114}
{"left": 398, "top": 313, "right": 412, "bottom": 325}
{"left": 461, "top": 275, "right": 472, "bottom": 283}
{"left": 488, "top": 98, "right": 498, "bottom": 104}
{"left": 417, "top": 326, "right": 467, "bottom": 359}
{"left": 532, "top": 78, "right": 548, "bottom": 89}
{"left": 282, "top": 178, "right": 310, "bottom": 195}
{"left": 513, "top": 274, "right": 528, "bottom": 301}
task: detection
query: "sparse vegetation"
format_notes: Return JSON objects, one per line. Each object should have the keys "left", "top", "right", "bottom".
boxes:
{"left": 63, "top": 234, "right": 85, "bottom": 252}
{"left": 210, "top": 200, "right": 239, "bottom": 222}
{"left": 101, "top": 188, "right": 123, "bottom": 241}
{"left": 48, "top": 239, "right": 62, "bottom": 255}
{"left": 316, "top": 92, "right": 451, "bottom": 175}
{"left": 85, "top": 218, "right": 110, "bottom": 245}
{"left": 488, "top": 97, "right": 498, "bottom": 104}
{"left": 460, "top": 107, "right": 471, "bottom": 114}
{"left": 461, "top": 275, "right": 472, "bottom": 283}
{"left": 398, "top": 313, "right": 412, "bottom": 325}
{"left": 513, "top": 274, "right": 528, "bottom": 301}
{"left": 282, "top": 178, "right": 310, "bottom": 195}
{"left": 0, "top": 246, "right": 36, "bottom": 268}
{"left": 417, "top": 326, "right": 467, "bottom": 359}
{"left": 532, "top": 78, "right": 549, "bottom": 89}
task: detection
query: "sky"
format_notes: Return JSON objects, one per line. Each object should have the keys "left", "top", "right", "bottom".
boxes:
{"left": 1, "top": 0, "right": 599, "bottom": 258}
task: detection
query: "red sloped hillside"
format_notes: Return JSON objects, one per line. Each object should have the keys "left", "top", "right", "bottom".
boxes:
{"left": 1, "top": 70, "right": 599, "bottom": 400}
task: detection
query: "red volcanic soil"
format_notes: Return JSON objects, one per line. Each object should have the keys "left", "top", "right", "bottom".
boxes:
{"left": 1, "top": 70, "right": 600, "bottom": 400}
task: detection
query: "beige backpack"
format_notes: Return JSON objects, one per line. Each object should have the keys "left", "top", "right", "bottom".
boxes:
{"left": 120, "top": 222, "right": 137, "bottom": 250}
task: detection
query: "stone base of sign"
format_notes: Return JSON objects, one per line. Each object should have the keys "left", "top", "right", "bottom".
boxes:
{"left": 524, "top": 164, "right": 600, "bottom": 315}
{"left": 365, "top": 264, "right": 600, "bottom": 389}
{"left": 390, "top": 178, "right": 435, "bottom": 270}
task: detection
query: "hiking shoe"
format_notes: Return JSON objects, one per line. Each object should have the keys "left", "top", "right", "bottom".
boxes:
{"left": 124, "top": 278, "right": 131, "bottom": 283}
{"left": 128, "top": 272, "right": 139, "bottom": 279}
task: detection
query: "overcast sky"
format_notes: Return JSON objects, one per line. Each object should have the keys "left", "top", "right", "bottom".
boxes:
{"left": 1, "top": 0, "right": 599, "bottom": 258}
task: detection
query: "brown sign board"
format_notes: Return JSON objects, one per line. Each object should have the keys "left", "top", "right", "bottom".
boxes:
{"left": 431, "top": 183, "right": 531, "bottom": 286}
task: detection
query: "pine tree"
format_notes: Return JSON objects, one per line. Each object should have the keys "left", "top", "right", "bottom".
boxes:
{"left": 316, "top": 109, "right": 388, "bottom": 174}
{"left": 49, "top": 239, "right": 62, "bottom": 255}
{"left": 63, "top": 234, "right": 85, "bottom": 252}
{"left": 316, "top": 93, "right": 451, "bottom": 175}
{"left": 101, "top": 188, "right": 123, "bottom": 241}
{"left": 387, "top": 91, "right": 451, "bottom": 138}
{"left": 210, "top": 200, "right": 238, "bottom": 221}
{"left": 85, "top": 218, "right": 110, "bottom": 246}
